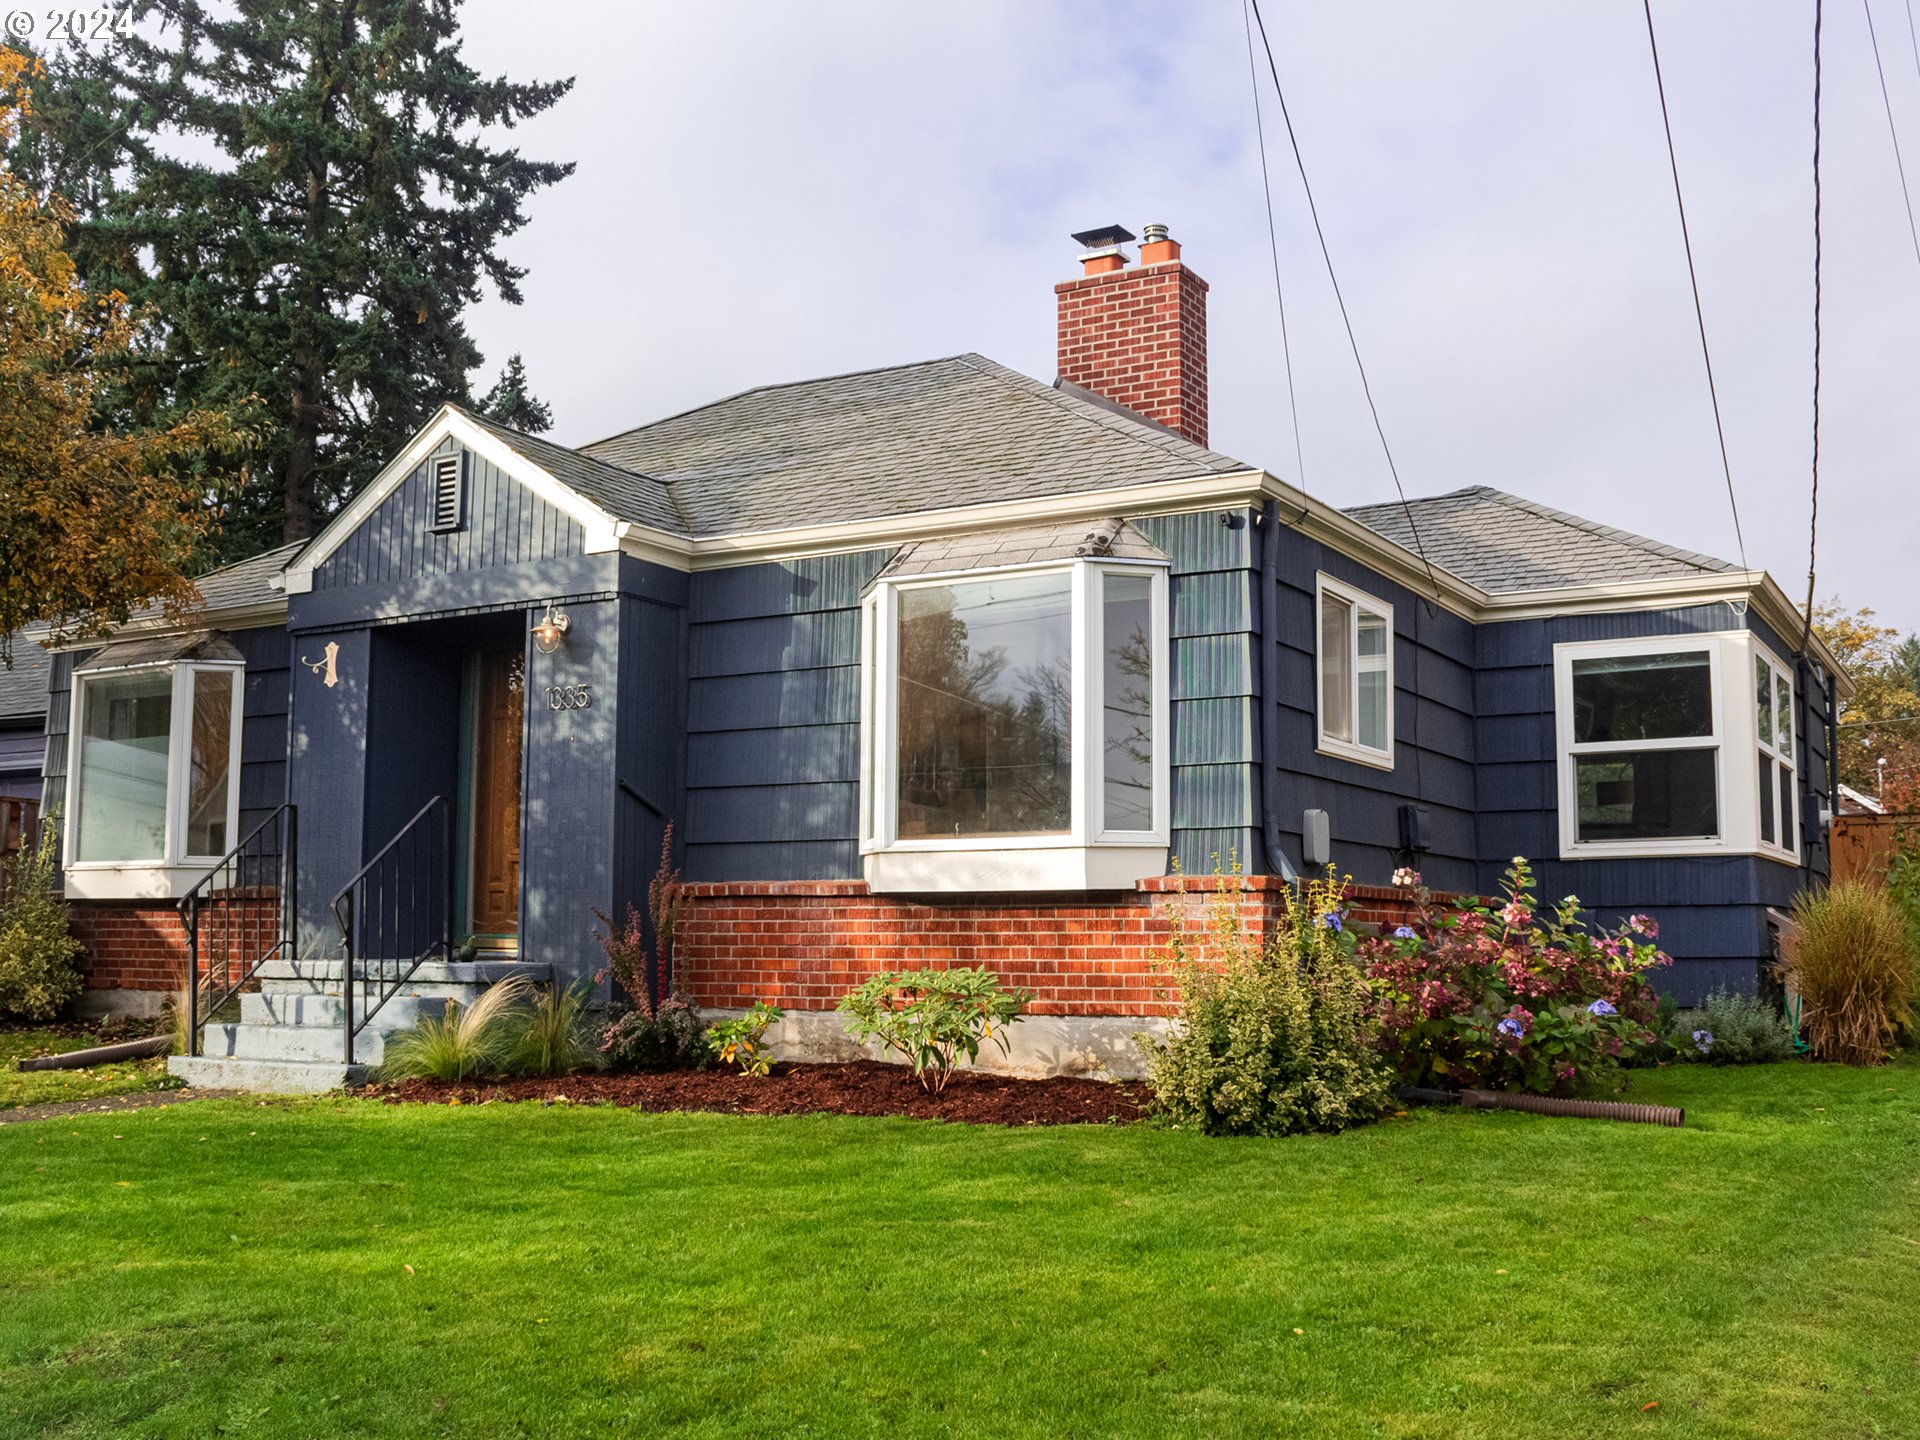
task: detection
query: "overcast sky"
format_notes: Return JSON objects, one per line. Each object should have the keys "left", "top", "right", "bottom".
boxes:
{"left": 453, "top": 1, "right": 1919, "bottom": 627}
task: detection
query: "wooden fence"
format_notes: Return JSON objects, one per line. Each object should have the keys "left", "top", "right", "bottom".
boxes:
{"left": 1828, "top": 814, "right": 1911, "bottom": 887}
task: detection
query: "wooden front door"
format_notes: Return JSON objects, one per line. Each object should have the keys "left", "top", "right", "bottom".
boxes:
{"left": 469, "top": 649, "right": 524, "bottom": 941}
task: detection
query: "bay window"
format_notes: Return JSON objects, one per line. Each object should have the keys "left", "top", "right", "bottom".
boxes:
{"left": 1316, "top": 574, "right": 1394, "bottom": 767}
{"left": 1553, "top": 632, "right": 1803, "bottom": 862}
{"left": 66, "top": 653, "right": 244, "bottom": 895}
{"left": 863, "top": 557, "right": 1169, "bottom": 892}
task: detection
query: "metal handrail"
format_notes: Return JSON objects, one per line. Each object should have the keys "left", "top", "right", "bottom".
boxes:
{"left": 332, "top": 795, "right": 453, "bottom": 1065}
{"left": 180, "top": 804, "right": 298, "bottom": 1056}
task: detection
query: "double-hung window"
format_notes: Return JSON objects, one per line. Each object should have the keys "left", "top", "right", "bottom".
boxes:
{"left": 1755, "top": 648, "right": 1798, "bottom": 858}
{"left": 1553, "top": 631, "right": 1803, "bottom": 862}
{"left": 862, "top": 549, "right": 1170, "bottom": 892}
{"left": 1316, "top": 573, "right": 1394, "bottom": 768}
{"left": 65, "top": 647, "right": 245, "bottom": 897}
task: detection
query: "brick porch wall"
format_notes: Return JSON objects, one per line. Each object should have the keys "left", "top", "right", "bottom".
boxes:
{"left": 67, "top": 895, "right": 281, "bottom": 994}
{"left": 675, "top": 878, "right": 1447, "bottom": 1018}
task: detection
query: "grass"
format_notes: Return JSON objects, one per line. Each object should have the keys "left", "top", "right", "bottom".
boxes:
{"left": 1, "top": 1062, "right": 1916, "bottom": 1439}
{"left": 0, "top": 1025, "right": 175, "bottom": 1111}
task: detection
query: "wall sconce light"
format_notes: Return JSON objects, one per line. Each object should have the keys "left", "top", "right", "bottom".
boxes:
{"left": 531, "top": 602, "right": 571, "bottom": 654}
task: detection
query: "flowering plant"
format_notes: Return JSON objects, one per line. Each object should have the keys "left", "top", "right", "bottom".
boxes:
{"left": 1359, "top": 857, "right": 1668, "bottom": 1096}
{"left": 708, "top": 999, "right": 784, "bottom": 1077}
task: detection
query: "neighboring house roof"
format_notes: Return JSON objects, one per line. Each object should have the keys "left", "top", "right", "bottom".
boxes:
{"left": 1344, "top": 486, "right": 1740, "bottom": 594}
{"left": 578, "top": 353, "right": 1245, "bottom": 537}
{"left": 1837, "top": 783, "right": 1886, "bottom": 815}
{"left": 872, "top": 516, "right": 1168, "bottom": 585}
{"left": 0, "top": 632, "right": 50, "bottom": 722}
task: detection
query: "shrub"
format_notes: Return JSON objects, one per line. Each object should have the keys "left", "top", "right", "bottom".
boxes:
{"left": 0, "top": 821, "right": 84, "bottom": 1021}
{"left": 1779, "top": 881, "right": 1913, "bottom": 1065}
{"left": 592, "top": 895, "right": 706, "bottom": 1072}
{"left": 1140, "top": 868, "right": 1394, "bottom": 1137}
{"left": 1882, "top": 849, "right": 1920, "bottom": 1043}
{"left": 379, "top": 973, "right": 532, "bottom": 1082}
{"left": 708, "top": 1000, "right": 784, "bottom": 1076}
{"left": 1666, "top": 988, "right": 1796, "bottom": 1065}
{"left": 1359, "top": 858, "right": 1666, "bottom": 1097}
{"left": 838, "top": 968, "right": 1031, "bottom": 1094}
{"left": 507, "top": 980, "right": 600, "bottom": 1077}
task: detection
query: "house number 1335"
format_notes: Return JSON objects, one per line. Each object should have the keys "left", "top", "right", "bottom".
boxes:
{"left": 545, "top": 683, "right": 592, "bottom": 711}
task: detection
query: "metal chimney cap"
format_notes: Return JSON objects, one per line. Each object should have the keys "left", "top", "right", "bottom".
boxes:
{"left": 1141, "top": 223, "right": 1171, "bottom": 244}
{"left": 1070, "top": 223, "right": 1136, "bottom": 249}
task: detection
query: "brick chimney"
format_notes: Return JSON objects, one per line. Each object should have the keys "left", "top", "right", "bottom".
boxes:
{"left": 1055, "top": 223, "right": 1209, "bottom": 447}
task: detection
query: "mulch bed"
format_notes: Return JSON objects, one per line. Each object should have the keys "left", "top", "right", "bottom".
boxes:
{"left": 366, "top": 1060, "right": 1151, "bottom": 1126}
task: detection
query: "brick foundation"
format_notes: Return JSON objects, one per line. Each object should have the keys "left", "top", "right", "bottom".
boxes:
{"left": 676, "top": 877, "right": 1441, "bottom": 1019}
{"left": 67, "top": 894, "right": 281, "bottom": 995}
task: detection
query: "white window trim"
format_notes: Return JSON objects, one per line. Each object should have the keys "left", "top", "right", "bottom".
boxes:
{"left": 860, "top": 556, "right": 1170, "bottom": 892}
{"left": 63, "top": 659, "right": 245, "bottom": 899}
{"left": 1755, "top": 640, "right": 1798, "bottom": 862}
{"left": 1553, "top": 630, "right": 1802, "bottom": 864}
{"left": 1315, "top": 572, "right": 1395, "bottom": 770}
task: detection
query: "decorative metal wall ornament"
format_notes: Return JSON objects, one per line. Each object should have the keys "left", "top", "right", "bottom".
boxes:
{"left": 531, "top": 602, "right": 571, "bottom": 654}
{"left": 301, "top": 640, "right": 340, "bottom": 688}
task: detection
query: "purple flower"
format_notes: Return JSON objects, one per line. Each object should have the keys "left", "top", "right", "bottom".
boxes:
{"left": 1692, "top": 1029, "right": 1714, "bottom": 1054}
{"left": 1496, "top": 1016, "right": 1527, "bottom": 1040}
{"left": 1317, "top": 912, "right": 1344, "bottom": 933}
{"left": 1587, "top": 999, "right": 1617, "bottom": 1017}
{"left": 1392, "top": 925, "right": 1416, "bottom": 940}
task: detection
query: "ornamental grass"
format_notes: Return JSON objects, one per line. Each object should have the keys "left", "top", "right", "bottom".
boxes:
{"left": 1780, "top": 881, "right": 1914, "bottom": 1066}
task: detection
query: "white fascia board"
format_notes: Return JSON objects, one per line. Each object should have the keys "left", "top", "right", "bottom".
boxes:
{"left": 281, "top": 406, "right": 627, "bottom": 593}
{"left": 673, "top": 470, "right": 1269, "bottom": 570}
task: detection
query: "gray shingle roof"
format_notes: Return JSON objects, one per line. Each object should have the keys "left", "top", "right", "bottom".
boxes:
{"left": 0, "top": 632, "right": 50, "bottom": 721}
{"left": 1344, "top": 486, "right": 1740, "bottom": 595}
{"left": 456, "top": 408, "right": 686, "bottom": 533}
{"left": 187, "top": 540, "right": 307, "bottom": 613}
{"left": 576, "top": 353, "right": 1245, "bottom": 537}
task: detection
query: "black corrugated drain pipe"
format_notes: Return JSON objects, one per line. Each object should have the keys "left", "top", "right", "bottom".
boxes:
{"left": 1400, "top": 1085, "right": 1683, "bottom": 1127}
{"left": 16, "top": 1035, "right": 172, "bottom": 1071}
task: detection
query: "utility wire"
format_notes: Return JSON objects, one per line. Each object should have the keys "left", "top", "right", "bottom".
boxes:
{"left": 1806, "top": 0, "right": 1825, "bottom": 654}
{"left": 1640, "top": 0, "right": 1750, "bottom": 575}
{"left": 1245, "top": 0, "right": 1441, "bottom": 600}
{"left": 1863, "top": 0, "right": 1920, "bottom": 268}
{"left": 1240, "top": 0, "right": 1307, "bottom": 497}
{"left": 1906, "top": 0, "right": 1920, "bottom": 92}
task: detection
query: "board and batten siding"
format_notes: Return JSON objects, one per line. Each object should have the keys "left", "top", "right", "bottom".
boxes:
{"left": 1473, "top": 602, "right": 1833, "bottom": 1002}
{"left": 1258, "top": 523, "right": 1479, "bottom": 893}
{"left": 310, "top": 440, "right": 584, "bottom": 592}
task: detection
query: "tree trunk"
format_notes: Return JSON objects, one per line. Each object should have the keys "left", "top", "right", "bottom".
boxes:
{"left": 283, "top": 355, "right": 319, "bottom": 542}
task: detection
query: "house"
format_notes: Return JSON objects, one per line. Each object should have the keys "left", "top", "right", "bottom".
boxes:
{"left": 34, "top": 224, "right": 1846, "bottom": 1087}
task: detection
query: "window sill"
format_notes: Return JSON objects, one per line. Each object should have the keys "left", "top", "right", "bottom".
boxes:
{"left": 1558, "top": 838, "right": 1747, "bottom": 862}
{"left": 63, "top": 864, "right": 222, "bottom": 902}
{"left": 1316, "top": 738, "right": 1395, "bottom": 772}
{"left": 864, "top": 844, "right": 1169, "bottom": 894}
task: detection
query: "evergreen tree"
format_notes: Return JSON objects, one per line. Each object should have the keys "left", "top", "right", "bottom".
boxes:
{"left": 480, "top": 352, "right": 553, "bottom": 434}
{"left": 16, "top": 2, "right": 572, "bottom": 558}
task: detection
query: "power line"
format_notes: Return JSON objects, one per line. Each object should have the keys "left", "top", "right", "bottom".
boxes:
{"left": 1240, "top": 0, "right": 1307, "bottom": 496}
{"left": 1806, "top": 0, "right": 1825, "bottom": 654}
{"left": 1244, "top": 0, "right": 1441, "bottom": 601}
{"left": 1639, "top": 0, "right": 1750, "bottom": 575}
{"left": 1863, "top": 0, "right": 1920, "bottom": 268}
{"left": 1906, "top": 0, "right": 1920, "bottom": 92}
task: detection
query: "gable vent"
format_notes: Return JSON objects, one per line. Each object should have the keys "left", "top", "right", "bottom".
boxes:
{"left": 428, "top": 452, "right": 465, "bottom": 532}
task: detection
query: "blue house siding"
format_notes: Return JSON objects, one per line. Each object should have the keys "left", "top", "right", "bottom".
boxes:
{"left": 1472, "top": 601, "right": 1833, "bottom": 1002}
{"left": 311, "top": 441, "right": 584, "bottom": 591}
{"left": 681, "top": 550, "right": 889, "bottom": 882}
{"left": 1257, "top": 523, "right": 1479, "bottom": 893}
{"left": 612, "top": 586, "right": 690, "bottom": 951}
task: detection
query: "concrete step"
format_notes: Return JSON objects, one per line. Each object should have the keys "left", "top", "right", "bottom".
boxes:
{"left": 169, "top": 1054, "right": 366, "bottom": 1094}
{"left": 255, "top": 957, "right": 551, "bottom": 999}
{"left": 238, "top": 991, "right": 449, "bottom": 1029}
{"left": 201, "top": 1021, "right": 390, "bottom": 1066}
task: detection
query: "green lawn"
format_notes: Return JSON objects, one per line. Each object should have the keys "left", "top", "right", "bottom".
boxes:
{"left": 0, "top": 1026, "right": 175, "bottom": 1111}
{"left": 1, "top": 1062, "right": 1915, "bottom": 1439}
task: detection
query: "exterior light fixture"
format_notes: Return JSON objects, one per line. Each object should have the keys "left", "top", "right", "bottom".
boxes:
{"left": 531, "top": 602, "right": 571, "bottom": 655}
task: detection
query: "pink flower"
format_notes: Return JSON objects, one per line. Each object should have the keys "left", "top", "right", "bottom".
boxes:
{"left": 1627, "top": 914, "right": 1659, "bottom": 939}
{"left": 1499, "top": 901, "right": 1532, "bottom": 929}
